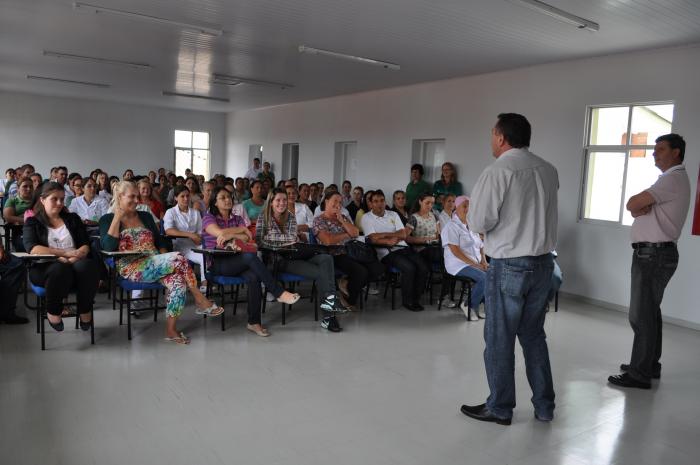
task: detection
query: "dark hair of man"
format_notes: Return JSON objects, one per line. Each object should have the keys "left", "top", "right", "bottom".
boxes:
{"left": 173, "top": 184, "right": 190, "bottom": 198}
{"left": 21, "top": 163, "right": 35, "bottom": 171}
{"left": 370, "top": 189, "right": 385, "bottom": 203}
{"left": 495, "top": 113, "right": 531, "bottom": 148}
{"left": 109, "top": 176, "right": 120, "bottom": 183}
{"left": 253, "top": 157, "right": 260, "bottom": 162}
{"left": 250, "top": 180, "right": 262, "bottom": 189}
{"left": 208, "top": 186, "right": 231, "bottom": 217}
{"left": 410, "top": 163, "right": 424, "bottom": 176}
{"left": 57, "top": 166, "right": 67, "bottom": 172}
{"left": 342, "top": 180, "right": 351, "bottom": 188}
{"left": 235, "top": 177, "right": 243, "bottom": 183}
{"left": 656, "top": 133, "right": 685, "bottom": 162}
{"left": 68, "top": 172, "right": 81, "bottom": 182}
{"left": 298, "top": 183, "right": 308, "bottom": 190}
{"left": 34, "top": 182, "right": 65, "bottom": 225}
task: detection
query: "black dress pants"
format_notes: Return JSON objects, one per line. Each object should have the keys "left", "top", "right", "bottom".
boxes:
{"left": 333, "top": 254, "right": 385, "bottom": 305}
{"left": 381, "top": 248, "right": 429, "bottom": 306}
{"left": 28, "top": 258, "right": 99, "bottom": 316}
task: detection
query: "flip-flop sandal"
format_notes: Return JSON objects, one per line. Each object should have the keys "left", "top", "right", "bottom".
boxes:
{"left": 195, "top": 303, "right": 225, "bottom": 317}
{"left": 246, "top": 324, "right": 270, "bottom": 337}
{"left": 164, "top": 332, "right": 190, "bottom": 345}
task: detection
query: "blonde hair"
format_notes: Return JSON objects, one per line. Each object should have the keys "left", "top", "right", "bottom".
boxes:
{"left": 110, "top": 180, "right": 137, "bottom": 211}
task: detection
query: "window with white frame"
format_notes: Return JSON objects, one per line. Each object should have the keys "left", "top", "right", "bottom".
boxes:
{"left": 580, "top": 103, "right": 674, "bottom": 225}
{"left": 174, "top": 130, "right": 210, "bottom": 179}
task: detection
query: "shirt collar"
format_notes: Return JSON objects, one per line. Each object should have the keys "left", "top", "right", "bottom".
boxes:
{"left": 660, "top": 164, "right": 685, "bottom": 176}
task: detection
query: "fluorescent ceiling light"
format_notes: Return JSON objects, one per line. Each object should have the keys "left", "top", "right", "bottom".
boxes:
{"left": 298, "top": 45, "right": 400, "bottom": 70}
{"left": 73, "top": 2, "right": 223, "bottom": 36}
{"left": 510, "top": 0, "right": 599, "bottom": 32}
{"left": 43, "top": 50, "right": 151, "bottom": 70}
{"left": 26, "top": 75, "right": 110, "bottom": 88}
{"left": 162, "top": 91, "right": 229, "bottom": 103}
{"left": 212, "top": 73, "right": 293, "bottom": 90}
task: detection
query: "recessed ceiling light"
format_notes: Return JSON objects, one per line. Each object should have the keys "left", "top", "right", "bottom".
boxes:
{"left": 298, "top": 45, "right": 400, "bottom": 70}
{"left": 162, "top": 91, "right": 229, "bottom": 103}
{"left": 26, "top": 75, "right": 111, "bottom": 88}
{"left": 212, "top": 73, "right": 293, "bottom": 90}
{"left": 73, "top": 2, "right": 224, "bottom": 36}
{"left": 509, "top": 0, "right": 599, "bottom": 32}
{"left": 43, "top": 50, "right": 151, "bottom": 70}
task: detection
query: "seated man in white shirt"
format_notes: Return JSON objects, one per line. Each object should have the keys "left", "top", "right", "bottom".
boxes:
{"left": 361, "top": 190, "right": 428, "bottom": 311}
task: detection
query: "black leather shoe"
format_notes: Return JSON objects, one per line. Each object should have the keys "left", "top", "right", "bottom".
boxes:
{"left": 412, "top": 303, "right": 425, "bottom": 311}
{"left": 608, "top": 373, "right": 651, "bottom": 389}
{"left": 460, "top": 404, "right": 511, "bottom": 425}
{"left": 620, "top": 363, "right": 660, "bottom": 379}
{"left": 47, "top": 318, "right": 64, "bottom": 332}
{"left": 403, "top": 304, "right": 424, "bottom": 312}
{"left": 0, "top": 314, "right": 30, "bottom": 325}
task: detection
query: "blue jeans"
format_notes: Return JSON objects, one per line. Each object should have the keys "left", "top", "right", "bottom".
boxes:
{"left": 484, "top": 254, "right": 555, "bottom": 420}
{"left": 455, "top": 266, "right": 486, "bottom": 309}
{"left": 628, "top": 245, "right": 678, "bottom": 383}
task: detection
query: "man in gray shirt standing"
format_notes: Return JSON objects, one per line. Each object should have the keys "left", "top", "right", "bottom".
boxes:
{"left": 461, "top": 113, "right": 558, "bottom": 425}
{"left": 609, "top": 134, "right": 690, "bottom": 389}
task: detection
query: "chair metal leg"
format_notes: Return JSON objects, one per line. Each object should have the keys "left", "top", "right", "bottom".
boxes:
{"left": 221, "top": 283, "right": 227, "bottom": 331}
{"left": 119, "top": 287, "right": 124, "bottom": 325}
{"left": 90, "top": 308, "right": 95, "bottom": 345}
{"left": 390, "top": 274, "right": 396, "bottom": 310}
{"left": 152, "top": 290, "right": 158, "bottom": 322}
{"left": 40, "top": 297, "right": 46, "bottom": 351}
{"left": 127, "top": 296, "right": 132, "bottom": 341}
{"left": 36, "top": 295, "right": 41, "bottom": 334}
{"left": 555, "top": 291, "right": 559, "bottom": 312}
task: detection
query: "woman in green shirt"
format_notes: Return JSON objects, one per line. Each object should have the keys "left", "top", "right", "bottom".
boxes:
{"left": 242, "top": 180, "right": 266, "bottom": 222}
{"left": 433, "top": 162, "right": 463, "bottom": 211}
{"left": 3, "top": 177, "right": 33, "bottom": 224}
{"left": 405, "top": 163, "right": 432, "bottom": 213}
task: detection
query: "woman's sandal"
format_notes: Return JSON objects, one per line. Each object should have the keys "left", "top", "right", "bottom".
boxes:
{"left": 246, "top": 324, "right": 270, "bottom": 337}
{"left": 164, "top": 332, "right": 190, "bottom": 345}
{"left": 195, "top": 302, "right": 225, "bottom": 317}
{"left": 277, "top": 292, "right": 301, "bottom": 305}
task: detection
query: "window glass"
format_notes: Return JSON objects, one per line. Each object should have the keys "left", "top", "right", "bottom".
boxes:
{"left": 583, "top": 152, "right": 626, "bottom": 222}
{"left": 589, "top": 107, "right": 629, "bottom": 145}
{"left": 175, "top": 130, "right": 192, "bottom": 148}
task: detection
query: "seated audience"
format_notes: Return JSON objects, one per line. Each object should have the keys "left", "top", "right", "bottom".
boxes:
{"left": 96, "top": 172, "right": 112, "bottom": 201}
{"left": 203, "top": 187, "right": 300, "bottom": 337}
{"left": 341, "top": 180, "right": 353, "bottom": 207}
{"left": 242, "top": 180, "right": 265, "bottom": 222}
{"left": 390, "top": 190, "right": 409, "bottom": 225}
{"left": 256, "top": 188, "right": 345, "bottom": 332}
{"left": 100, "top": 181, "right": 223, "bottom": 345}
{"left": 68, "top": 177, "right": 109, "bottom": 226}
{"left": 346, "top": 186, "right": 364, "bottom": 222}
{"left": 286, "top": 185, "right": 314, "bottom": 242}
{"left": 406, "top": 193, "right": 442, "bottom": 265}
{"left": 185, "top": 176, "right": 205, "bottom": 213}
{"left": 122, "top": 169, "right": 134, "bottom": 181}
{"left": 233, "top": 177, "right": 249, "bottom": 203}
{"left": 307, "top": 183, "right": 319, "bottom": 212}
{"left": 0, "top": 241, "right": 28, "bottom": 324}
{"left": 441, "top": 196, "right": 486, "bottom": 320}
{"left": 314, "top": 191, "right": 385, "bottom": 311}
{"left": 24, "top": 182, "right": 99, "bottom": 331}
{"left": 433, "top": 162, "right": 463, "bottom": 211}
{"left": 257, "top": 161, "right": 275, "bottom": 185}
{"left": 30, "top": 173, "right": 43, "bottom": 191}
{"left": 438, "top": 193, "right": 457, "bottom": 229}
{"left": 354, "top": 190, "right": 374, "bottom": 234}
{"left": 163, "top": 185, "right": 207, "bottom": 290}
{"left": 136, "top": 178, "right": 164, "bottom": 221}
{"left": 3, "top": 177, "right": 33, "bottom": 251}
{"left": 362, "top": 190, "right": 428, "bottom": 311}
{"left": 406, "top": 163, "right": 432, "bottom": 211}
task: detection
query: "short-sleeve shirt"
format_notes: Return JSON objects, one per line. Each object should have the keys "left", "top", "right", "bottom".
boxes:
{"left": 163, "top": 205, "right": 202, "bottom": 253}
{"left": 5, "top": 196, "right": 31, "bottom": 216}
{"left": 631, "top": 164, "right": 691, "bottom": 243}
{"left": 361, "top": 210, "right": 407, "bottom": 259}
{"left": 407, "top": 211, "right": 440, "bottom": 252}
{"left": 243, "top": 198, "right": 265, "bottom": 222}
{"left": 68, "top": 195, "right": 109, "bottom": 222}
{"left": 313, "top": 214, "right": 353, "bottom": 255}
{"left": 201, "top": 212, "right": 247, "bottom": 249}
{"left": 441, "top": 216, "right": 483, "bottom": 275}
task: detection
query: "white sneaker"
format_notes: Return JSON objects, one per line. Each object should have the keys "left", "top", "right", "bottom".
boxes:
{"left": 460, "top": 302, "right": 479, "bottom": 321}
{"left": 477, "top": 303, "right": 486, "bottom": 319}
{"left": 443, "top": 298, "right": 458, "bottom": 308}
{"left": 367, "top": 284, "right": 380, "bottom": 296}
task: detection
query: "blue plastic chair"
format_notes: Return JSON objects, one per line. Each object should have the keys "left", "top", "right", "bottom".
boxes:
{"left": 29, "top": 282, "right": 95, "bottom": 351}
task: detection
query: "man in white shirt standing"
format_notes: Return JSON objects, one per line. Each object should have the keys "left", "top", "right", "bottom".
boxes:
{"left": 608, "top": 134, "right": 690, "bottom": 389}
{"left": 244, "top": 158, "right": 262, "bottom": 182}
{"left": 361, "top": 190, "right": 428, "bottom": 311}
{"left": 461, "top": 113, "right": 558, "bottom": 426}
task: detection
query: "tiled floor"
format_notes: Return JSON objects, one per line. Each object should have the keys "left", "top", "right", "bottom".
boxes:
{"left": 1, "top": 292, "right": 698, "bottom": 465}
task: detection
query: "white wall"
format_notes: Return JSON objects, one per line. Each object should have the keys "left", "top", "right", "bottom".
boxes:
{"left": 226, "top": 44, "right": 700, "bottom": 327}
{"left": 0, "top": 91, "right": 226, "bottom": 178}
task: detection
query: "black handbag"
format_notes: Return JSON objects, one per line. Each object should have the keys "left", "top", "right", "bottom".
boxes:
{"left": 345, "top": 240, "right": 378, "bottom": 264}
